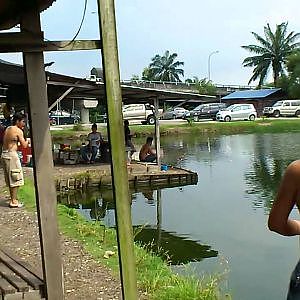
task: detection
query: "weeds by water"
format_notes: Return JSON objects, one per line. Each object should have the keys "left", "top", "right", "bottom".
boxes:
{"left": 19, "top": 179, "right": 229, "bottom": 299}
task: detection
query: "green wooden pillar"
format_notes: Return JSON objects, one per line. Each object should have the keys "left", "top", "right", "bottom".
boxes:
{"left": 21, "top": 9, "right": 64, "bottom": 300}
{"left": 96, "top": 1, "right": 138, "bottom": 299}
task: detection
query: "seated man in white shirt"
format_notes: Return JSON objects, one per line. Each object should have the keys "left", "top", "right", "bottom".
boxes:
{"left": 81, "top": 123, "right": 103, "bottom": 163}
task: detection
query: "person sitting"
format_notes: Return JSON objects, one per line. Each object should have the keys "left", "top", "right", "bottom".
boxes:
{"left": 139, "top": 136, "right": 156, "bottom": 162}
{"left": 81, "top": 123, "right": 103, "bottom": 163}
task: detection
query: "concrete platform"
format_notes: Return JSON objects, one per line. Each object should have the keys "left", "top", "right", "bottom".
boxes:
{"left": 54, "top": 161, "right": 198, "bottom": 191}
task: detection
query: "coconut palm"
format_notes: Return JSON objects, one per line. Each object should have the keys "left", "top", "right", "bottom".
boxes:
{"left": 148, "top": 50, "right": 184, "bottom": 82}
{"left": 242, "top": 22, "right": 300, "bottom": 86}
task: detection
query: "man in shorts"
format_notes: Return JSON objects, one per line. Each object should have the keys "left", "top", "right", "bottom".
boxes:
{"left": 1, "top": 113, "right": 29, "bottom": 208}
{"left": 139, "top": 137, "right": 156, "bottom": 163}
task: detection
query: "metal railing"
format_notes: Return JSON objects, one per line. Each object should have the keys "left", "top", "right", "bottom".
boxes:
{"left": 120, "top": 79, "right": 256, "bottom": 92}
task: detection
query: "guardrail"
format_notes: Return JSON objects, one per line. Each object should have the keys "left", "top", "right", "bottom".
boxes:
{"left": 120, "top": 80, "right": 256, "bottom": 91}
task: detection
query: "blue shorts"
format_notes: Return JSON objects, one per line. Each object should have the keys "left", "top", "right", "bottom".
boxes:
{"left": 287, "top": 260, "right": 300, "bottom": 299}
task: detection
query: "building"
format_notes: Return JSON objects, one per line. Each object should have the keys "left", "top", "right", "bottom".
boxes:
{"left": 221, "top": 88, "right": 286, "bottom": 116}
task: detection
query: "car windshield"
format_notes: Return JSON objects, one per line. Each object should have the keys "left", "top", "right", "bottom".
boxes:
{"left": 273, "top": 101, "right": 283, "bottom": 107}
{"left": 193, "top": 105, "right": 204, "bottom": 111}
{"left": 221, "top": 105, "right": 233, "bottom": 110}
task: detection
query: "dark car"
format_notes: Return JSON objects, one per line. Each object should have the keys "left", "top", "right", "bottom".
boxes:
{"left": 49, "top": 111, "right": 80, "bottom": 125}
{"left": 185, "top": 103, "right": 226, "bottom": 121}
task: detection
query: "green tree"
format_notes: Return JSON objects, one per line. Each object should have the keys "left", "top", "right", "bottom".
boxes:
{"left": 141, "top": 67, "right": 155, "bottom": 81}
{"left": 242, "top": 22, "right": 300, "bottom": 87}
{"left": 185, "top": 76, "right": 217, "bottom": 95}
{"left": 276, "top": 51, "right": 300, "bottom": 98}
{"left": 130, "top": 74, "right": 140, "bottom": 81}
{"left": 286, "top": 51, "right": 300, "bottom": 98}
{"left": 148, "top": 50, "right": 184, "bottom": 82}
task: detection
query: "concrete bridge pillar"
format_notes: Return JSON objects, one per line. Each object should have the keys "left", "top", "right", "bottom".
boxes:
{"left": 80, "top": 106, "right": 90, "bottom": 124}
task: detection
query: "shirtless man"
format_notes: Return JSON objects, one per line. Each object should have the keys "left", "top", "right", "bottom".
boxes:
{"left": 268, "top": 160, "right": 300, "bottom": 298}
{"left": 139, "top": 137, "right": 156, "bottom": 162}
{"left": 1, "top": 113, "right": 29, "bottom": 208}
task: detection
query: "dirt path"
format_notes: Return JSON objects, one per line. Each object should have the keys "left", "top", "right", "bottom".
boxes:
{"left": 0, "top": 167, "right": 122, "bottom": 300}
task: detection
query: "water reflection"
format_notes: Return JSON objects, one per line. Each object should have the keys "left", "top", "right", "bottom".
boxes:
{"left": 244, "top": 134, "right": 297, "bottom": 212}
{"left": 58, "top": 187, "right": 218, "bottom": 265}
{"left": 134, "top": 226, "right": 218, "bottom": 265}
{"left": 58, "top": 132, "right": 300, "bottom": 300}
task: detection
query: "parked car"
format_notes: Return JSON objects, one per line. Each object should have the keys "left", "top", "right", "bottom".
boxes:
{"left": 122, "top": 103, "right": 163, "bottom": 125}
{"left": 183, "top": 103, "right": 226, "bottom": 121}
{"left": 263, "top": 99, "right": 300, "bottom": 118}
{"left": 173, "top": 107, "right": 189, "bottom": 118}
{"left": 49, "top": 111, "right": 80, "bottom": 125}
{"left": 162, "top": 107, "right": 188, "bottom": 119}
{"left": 162, "top": 109, "right": 176, "bottom": 120}
{"left": 216, "top": 104, "right": 257, "bottom": 122}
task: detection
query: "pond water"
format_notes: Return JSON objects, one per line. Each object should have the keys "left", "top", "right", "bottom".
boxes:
{"left": 60, "top": 132, "right": 300, "bottom": 299}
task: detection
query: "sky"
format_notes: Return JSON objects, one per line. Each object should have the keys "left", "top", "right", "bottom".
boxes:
{"left": 1, "top": 0, "right": 300, "bottom": 86}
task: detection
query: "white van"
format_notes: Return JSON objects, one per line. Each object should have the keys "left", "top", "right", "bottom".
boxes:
{"left": 263, "top": 99, "right": 300, "bottom": 117}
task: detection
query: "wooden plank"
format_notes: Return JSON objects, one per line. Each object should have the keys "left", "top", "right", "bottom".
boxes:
{"left": 0, "top": 31, "right": 102, "bottom": 53}
{"left": 23, "top": 290, "right": 42, "bottom": 300}
{"left": 0, "top": 248, "right": 43, "bottom": 281}
{"left": 21, "top": 9, "right": 64, "bottom": 300}
{"left": 0, "top": 263, "right": 29, "bottom": 292}
{"left": 0, "top": 277, "right": 17, "bottom": 295}
{"left": 2, "top": 292, "right": 23, "bottom": 300}
{"left": 0, "top": 253, "right": 43, "bottom": 289}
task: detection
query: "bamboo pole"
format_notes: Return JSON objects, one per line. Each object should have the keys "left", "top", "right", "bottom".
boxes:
{"left": 20, "top": 9, "right": 64, "bottom": 300}
{"left": 96, "top": 1, "right": 138, "bottom": 299}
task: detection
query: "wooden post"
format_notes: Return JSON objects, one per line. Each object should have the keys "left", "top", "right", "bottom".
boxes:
{"left": 97, "top": 1, "right": 138, "bottom": 299}
{"left": 154, "top": 97, "right": 161, "bottom": 167}
{"left": 156, "top": 189, "right": 162, "bottom": 246}
{"left": 21, "top": 9, "right": 64, "bottom": 300}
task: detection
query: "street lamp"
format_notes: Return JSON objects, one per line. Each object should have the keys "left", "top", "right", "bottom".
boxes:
{"left": 208, "top": 51, "right": 219, "bottom": 82}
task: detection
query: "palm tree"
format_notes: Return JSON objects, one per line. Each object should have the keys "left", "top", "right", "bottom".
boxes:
{"left": 242, "top": 22, "right": 300, "bottom": 87}
{"left": 148, "top": 50, "right": 184, "bottom": 82}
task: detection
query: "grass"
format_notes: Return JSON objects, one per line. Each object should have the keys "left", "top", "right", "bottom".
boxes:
{"left": 50, "top": 119, "right": 300, "bottom": 146}
{"left": 18, "top": 179, "right": 229, "bottom": 300}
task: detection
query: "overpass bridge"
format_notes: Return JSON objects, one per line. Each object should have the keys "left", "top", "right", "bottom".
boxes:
{"left": 120, "top": 80, "right": 256, "bottom": 97}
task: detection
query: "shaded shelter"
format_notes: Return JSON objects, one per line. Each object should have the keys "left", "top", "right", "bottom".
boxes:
{"left": 221, "top": 88, "right": 285, "bottom": 116}
{"left": 0, "top": 59, "right": 216, "bottom": 108}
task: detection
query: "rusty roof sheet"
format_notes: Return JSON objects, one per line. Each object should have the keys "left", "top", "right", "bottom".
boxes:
{"left": 0, "top": 0, "right": 56, "bottom": 30}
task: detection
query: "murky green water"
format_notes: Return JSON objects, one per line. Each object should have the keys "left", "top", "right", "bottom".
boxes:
{"left": 59, "top": 132, "right": 300, "bottom": 299}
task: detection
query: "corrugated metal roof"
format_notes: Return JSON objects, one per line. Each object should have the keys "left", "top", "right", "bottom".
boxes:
{"left": 0, "top": 0, "right": 56, "bottom": 30}
{"left": 0, "top": 59, "right": 214, "bottom": 105}
{"left": 222, "top": 88, "right": 281, "bottom": 100}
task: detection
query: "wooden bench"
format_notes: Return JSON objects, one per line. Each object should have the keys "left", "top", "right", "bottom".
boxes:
{"left": 0, "top": 248, "right": 45, "bottom": 300}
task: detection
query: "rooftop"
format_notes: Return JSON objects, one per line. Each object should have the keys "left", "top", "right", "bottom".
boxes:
{"left": 222, "top": 88, "right": 282, "bottom": 100}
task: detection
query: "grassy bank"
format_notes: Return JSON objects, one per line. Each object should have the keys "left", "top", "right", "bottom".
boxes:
{"left": 19, "top": 179, "right": 229, "bottom": 299}
{"left": 50, "top": 119, "right": 300, "bottom": 145}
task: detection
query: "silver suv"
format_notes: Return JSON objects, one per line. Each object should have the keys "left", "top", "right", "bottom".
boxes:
{"left": 263, "top": 99, "right": 300, "bottom": 118}
{"left": 216, "top": 104, "right": 257, "bottom": 122}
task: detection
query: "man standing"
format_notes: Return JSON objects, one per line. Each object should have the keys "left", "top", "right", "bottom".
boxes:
{"left": 124, "top": 120, "right": 136, "bottom": 161}
{"left": 139, "top": 137, "right": 157, "bottom": 162}
{"left": 1, "top": 113, "right": 29, "bottom": 208}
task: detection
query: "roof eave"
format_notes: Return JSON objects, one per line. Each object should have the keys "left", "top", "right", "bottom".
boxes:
{"left": 0, "top": 0, "right": 56, "bottom": 30}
